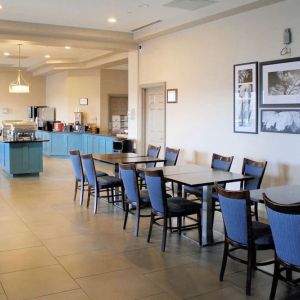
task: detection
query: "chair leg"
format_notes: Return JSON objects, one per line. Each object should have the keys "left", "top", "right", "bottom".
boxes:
{"left": 270, "top": 260, "right": 280, "bottom": 300}
{"left": 172, "top": 182, "right": 175, "bottom": 196}
{"left": 79, "top": 180, "right": 84, "bottom": 206}
{"left": 147, "top": 212, "right": 154, "bottom": 243}
{"left": 121, "top": 187, "right": 125, "bottom": 211}
{"left": 134, "top": 206, "right": 140, "bottom": 237}
{"left": 123, "top": 202, "right": 129, "bottom": 230}
{"left": 220, "top": 242, "right": 229, "bottom": 281}
{"left": 169, "top": 217, "right": 173, "bottom": 232}
{"left": 246, "top": 249, "right": 255, "bottom": 296}
{"left": 197, "top": 211, "right": 202, "bottom": 246}
{"left": 177, "top": 217, "right": 182, "bottom": 235}
{"left": 161, "top": 216, "right": 168, "bottom": 252}
{"left": 93, "top": 189, "right": 98, "bottom": 214}
{"left": 73, "top": 179, "right": 78, "bottom": 201}
{"left": 86, "top": 186, "right": 91, "bottom": 208}
{"left": 211, "top": 199, "right": 216, "bottom": 227}
{"left": 111, "top": 188, "right": 115, "bottom": 205}
{"left": 254, "top": 203, "right": 259, "bottom": 221}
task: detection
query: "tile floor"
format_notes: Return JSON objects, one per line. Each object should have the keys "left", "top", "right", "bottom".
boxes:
{"left": 0, "top": 157, "right": 298, "bottom": 300}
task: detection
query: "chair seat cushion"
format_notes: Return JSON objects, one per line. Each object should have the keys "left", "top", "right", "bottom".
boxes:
{"left": 167, "top": 197, "right": 201, "bottom": 216}
{"left": 253, "top": 221, "right": 274, "bottom": 247}
{"left": 184, "top": 185, "right": 203, "bottom": 196}
{"left": 97, "top": 176, "right": 123, "bottom": 188}
{"left": 96, "top": 170, "right": 108, "bottom": 177}
{"left": 138, "top": 171, "right": 145, "bottom": 179}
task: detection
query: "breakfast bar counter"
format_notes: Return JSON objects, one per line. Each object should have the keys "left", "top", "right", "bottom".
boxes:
{"left": 0, "top": 137, "right": 49, "bottom": 176}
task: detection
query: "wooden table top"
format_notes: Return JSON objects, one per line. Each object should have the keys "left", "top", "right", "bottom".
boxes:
{"left": 165, "top": 168, "right": 251, "bottom": 187}
{"left": 93, "top": 154, "right": 165, "bottom": 165}
{"left": 250, "top": 185, "right": 300, "bottom": 205}
{"left": 93, "top": 153, "right": 144, "bottom": 160}
{"left": 139, "top": 164, "right": 209, "bottom": 176}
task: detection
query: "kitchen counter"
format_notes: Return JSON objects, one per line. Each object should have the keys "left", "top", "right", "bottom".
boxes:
{"left": 0, "top": 137, "right": 46, "bottom": 176}
{"left": 35, "top": 131, "right": 116, "bottom": 156}
{"left": 0, "top": 137, "right": 49, "bottom": 143}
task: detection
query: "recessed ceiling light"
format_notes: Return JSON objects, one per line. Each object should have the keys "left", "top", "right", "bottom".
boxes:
{"left": 0, "top": 5, "right": 3, "bottom": 9}
{"left": 3, "top": 52, "right": 10, "bottom": 56}
{"left": 64, "top": 46, "right": 71, "bottom": 50}
{"left": 44, "top": 54, "right": 51, "bottom": 59}
{"left": 108, "top": 17, "right": 117, "bottom": 23}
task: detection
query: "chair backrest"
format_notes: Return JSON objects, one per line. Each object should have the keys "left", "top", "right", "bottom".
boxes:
{"left": 119, "top": 163, "right": 140, "bottom": 205}
{"left": 241, "top": 158, "right": 267, "bottom": 190}
{"left": 144, "top": 170, "right": 167, "bottom": 214}
{"left": 216, "top": 184, "right": 252, "bottom": 246}
{"left": 164, "top": 147, "right": 180, "bottom": 166}
{"left": 81, "top": 154, "right": 97, "bottom": 186}
{"left": 211, "top": 153, "right": 234, "bottom": 171}
{"left": 264, "top": 194, "right": 300, "bottom": 267}
{"left": 146, "top": 144, "right": 161, "bottom": 168}
{"left": 69, "top": 150, "right": 84, "bottom": 181}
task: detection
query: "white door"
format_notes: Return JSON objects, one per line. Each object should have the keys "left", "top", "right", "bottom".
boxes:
{"left": 145, "top": 86, "right": 165, "bottom": 157}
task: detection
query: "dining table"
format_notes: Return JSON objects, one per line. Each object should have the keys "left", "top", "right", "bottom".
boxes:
{"left": 141, "top": 164, "right": 252, "bottom": 246}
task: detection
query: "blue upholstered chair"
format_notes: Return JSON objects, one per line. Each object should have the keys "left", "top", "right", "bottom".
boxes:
{"left": 163, "top": 147, "right": 180, "bottom": 195}
{"left": 69, "top": 150, "right": 107, "bottom": 206}
{"left": 138, "top": 144, "right": 161, "bottom": 189}
{"left": 145, "top": 169, "right": 202, "bottom": 252}
{"left": 184, "top": 153, "right": 234, "bottom": 200}
{"left": 241, "top": 158, "right": 267, "bottom": 221}
{"left": 81, "top": 154, "right": 124, "bottom": 214}
{"left": 119, "top": 163, "right": 152, "bottom": 237}
{"left": 264, "top": 194, "right": 300, "bottom": 300}
{"left": 215, "top": 184, "right": 274, "bottom": 296}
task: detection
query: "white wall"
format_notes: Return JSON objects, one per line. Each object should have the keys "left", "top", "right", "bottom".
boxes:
{"left": 0, "top": 70, "right": 45, "bottom": 123}
{"left": 129, "top": 0, "right": 300, "bottom": 186}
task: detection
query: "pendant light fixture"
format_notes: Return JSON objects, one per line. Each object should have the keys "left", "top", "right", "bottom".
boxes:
{"left": 9, "top": 44, "right": 30, "bottom": 93}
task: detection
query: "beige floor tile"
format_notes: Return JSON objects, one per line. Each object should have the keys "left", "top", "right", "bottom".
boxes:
{"left": 32, "top": 289, "right": 90, "bottom": 300}
{"left": 0, "top": 246, "right": 57, "bottom": 274}
{"left": 145, "top": 263, "right": 230, "bottom": 299}
{"left": 0, "top": 231, "right": 41, "bottom": 251}
{"left": 58, "top": 250, "right": 132, "bottom": 278}
{"left": 0, "top": 294, "right": 7, "bottom": 300}
{"left": 0, "top": 219, "right": 30, "bottom": 235}
{"left": 0, "top": 265, "right": 78, "bottom": 300}
{"left": 139, "top": 292, "right": 181, "bottom": 300}
{"left": 43, "top": 234, "right": 109, "bottom": 257}
{"left": 77, "top": 268, "right": 162, "bottom": 300}
{"left": 123, "top": 247, "right": 199, "bottom": 274}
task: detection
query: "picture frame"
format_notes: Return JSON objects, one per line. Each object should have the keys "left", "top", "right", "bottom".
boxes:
{"left": 261, "top": 109, "right": 300, "bottom": 134}
{"left": 167, "top": 89, "right": 178, "bottom": 103}
{"left": 233, "top": 62, "right": 258, "bottom": 134}
{"left": 260, "top": 57, "right": 300, "bottom": 107}
{"left": 79, "top": 98, "right": 88, "bottom": 105}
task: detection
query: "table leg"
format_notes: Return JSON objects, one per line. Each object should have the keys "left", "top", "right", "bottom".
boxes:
{"left": 201, "top": 185, "right": 214, "bottom": 245}
{"left": 114, "top": 164, "right": 121, "bottom": 205}
{"left": 177, "top": 183, "right": 183, "bottom": 197}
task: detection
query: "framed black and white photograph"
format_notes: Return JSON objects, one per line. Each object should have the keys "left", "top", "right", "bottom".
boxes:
{"left": 261, "top": 109, "right": 300, "bottom": 134}
{"left": 79, "top": 98, "right": 88, "bottom": 105}
{"left": 167, "top": 89, "right": 178, "bottom": 103}
{"left": 260, "top": 57, "right": 300, "bottom": 107}
{"left": 233, "top": 62, "right": 258, "bottom": 134}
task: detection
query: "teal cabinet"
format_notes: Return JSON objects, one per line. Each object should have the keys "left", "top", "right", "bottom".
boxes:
{"left": 37, "top": 131, "right": 115, "bottom": 156}
{"left": 51, "top": 134, "right": 68, "bottom": 156}
{"left": 0, "top": 141, "right": 43, "bottom": 176}
{"left": 68, "top": 134, "right": 83, "bottom": 152}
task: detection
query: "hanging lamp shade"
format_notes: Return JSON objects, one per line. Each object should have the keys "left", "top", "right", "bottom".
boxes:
{"left": 9, "top": 44, "right": 30, "bottom": 94}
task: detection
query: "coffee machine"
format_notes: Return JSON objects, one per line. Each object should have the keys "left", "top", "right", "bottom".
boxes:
{"left": 74, "top": 112, "right": 83, "bottom": 131}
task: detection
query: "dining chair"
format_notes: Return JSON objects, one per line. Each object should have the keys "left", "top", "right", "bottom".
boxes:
{"left": 145, "top": 169, "right": 202, "bottom": 252}
{"left": 215, "top": 184, "right": 274, "bottom": 296}
{"left": 241, "top": 158, "right": 267, "bottom": 221}
{"left": 138, "top": 144, "right": 161, "bottom": 189}
{"left": 69, "top": 150, "right": 108, "bottom": 206}
{"left": 81, "top": 154, "right": 124, "bottom": 214}
{"left": 264, "top": 193, "right": 300, "bottom": 300}
{"left": 164, "top": 147, "right": 180, "bottom": 195}
{"left": 184, "top": 153, "right": 234, "bottom": 200}
{"left": 119, "top": 163, "right": 152, "bottom": 237}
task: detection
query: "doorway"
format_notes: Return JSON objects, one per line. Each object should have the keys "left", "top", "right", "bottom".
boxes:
{"left": 141, "top": 84, "right": 166, "bottom": 157}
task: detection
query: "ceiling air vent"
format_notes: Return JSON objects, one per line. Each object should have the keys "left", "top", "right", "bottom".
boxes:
{"left": 131, "top": 20, "right": 162, "bottom": 32}
{"left": 164, "top": 0, "right": 217, "bottom": 10}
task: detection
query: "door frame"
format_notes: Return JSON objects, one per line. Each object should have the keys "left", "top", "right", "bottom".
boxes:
{"left": 138, "top": 82, "right": 166, "bottom": 155}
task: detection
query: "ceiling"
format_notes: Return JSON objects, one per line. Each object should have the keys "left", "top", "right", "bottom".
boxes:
{"left": 0, "top": 0, "right": 286, "bottom": 75}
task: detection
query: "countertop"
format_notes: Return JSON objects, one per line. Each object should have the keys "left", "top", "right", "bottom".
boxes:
{"left": 38, "top": 130, "right": 116, "bottom": 138}
{"left": 0, "top": 137, "right": 49, "bottom": 143}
